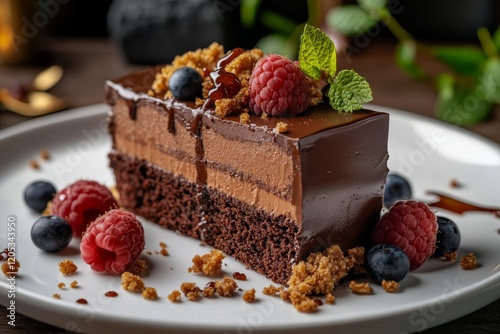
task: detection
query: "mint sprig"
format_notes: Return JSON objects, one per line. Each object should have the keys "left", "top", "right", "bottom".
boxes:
{"left": 298, "top": 24, "right": 373, "bottom": 112}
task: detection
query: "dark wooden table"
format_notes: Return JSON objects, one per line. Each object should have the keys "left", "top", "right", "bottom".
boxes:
{"left": 0, "top": 38, "right": 499, "bottom": 333}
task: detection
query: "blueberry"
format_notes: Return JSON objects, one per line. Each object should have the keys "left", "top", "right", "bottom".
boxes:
{"left": 433, "top": 216, "right": 461, "bottom": 257}
{"left": 366, "top": 244, "right": 410, "bottom": 284}
{"left": 168, "top": 67, "right": 203, "bottom": 100}
{"left": 24, "top": 180, "right": 57, "bottom": 212}
{"left": 31, "top": 215, "right": 73, "bottom": 252}
{"left": 383, "top": 173, "right": 412, "bottom": 208}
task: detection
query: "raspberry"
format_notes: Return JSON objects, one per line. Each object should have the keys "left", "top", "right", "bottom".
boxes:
{"left": 371, "top": 200, "right": 438, "bottom": 270}
{"left": 51, "top": 180, "right": 118, "bottom": 237}
{"left": 249, "top": 54, "right": 310, "bottom": 116}
{"left": 80, "top": 209, "right": 145, "bottom": 275}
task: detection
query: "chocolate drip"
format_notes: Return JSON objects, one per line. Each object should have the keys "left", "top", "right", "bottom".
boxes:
{"left": 167, "top": 106, "right": 175, "bottom": 134}
{"left": 205, "top": 48, "right": 244, "bottom": 106}
{"left": 427, "top": 191, "right": 500, "bottom": 218}
{"left": 126, "top": 99, "right": 137, "bottom": 120}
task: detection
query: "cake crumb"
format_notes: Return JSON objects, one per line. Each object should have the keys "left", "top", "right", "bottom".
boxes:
{"left": 129, "top": 258, "right": 148, "bottom": 275}
{"left": 274, "top": 121, "right": 288, "bottom": 133}
{"left": 40, "top": 149, "right": 50, "bottom": 160}
{"left": 325, "top": 292, "right": 335, "bottom": 304}
{"left": 168, "top": 290, "right": 181, "bottom": 302}
{"left": 288, "top": 290, "right": 319, "bottom": 313}
{"left": 159, "top": 242, "right": 169, "bottom": 256}
{"left": 243, "top": 288, "right": 256, "bottom": 303}
{"left": 279, "top": 289, "right": 291, "bottom": 302}
{"left": 146, "top": 251, "right": 152, "bottom": 255}
{"left": 58, "top": 259, "right": 77, "bottom": 275}
{"left": 239, "top": 112, "right": 250, "bottom": 124}
{"left": 70, "top": 280, "right": 79, "bottom": 288}
{"left": 29, "top": 159, "right": 40, "bottom": 170}
{"left": 58, "top": 282, "right": 66, "bottom": 289}
{"left": 2, "top": 259, "right": 20, "bottom": 276}
{"left": 142, "top": 287, "right": 159, "bottom": 300}
{"left": 215, "top": 277, "right": 238, "bottom": 297}
{"left": 460, "top": 252, "right": 478, "bottom": 270}
{"left": 180, "top": 282, "right": 201, "bottom": 301}
{"left": 188, "top": 249, "right": 225, "bottom": 276}
{"left": 53, "top": 293, "right": 61, "bottom": 299}
{"left": 147, "top": 89, "right": 155, "bottom": 96}
{"left": 121, "top": 272, "right": 145, "bottom": 292}
{"left": 381, "top": 280, "right": 399, "bottom": 293}
{"left": 444, "top": 251, "right": 458, "bottom": 262}
{"left": 349, "top": 281, "right": 374, "bottom": 295}
{"left": 450, "top": 178, "right": 462, "bottom": 188}
{"left": 261, "top": 112, "right": 268, "bottom": 120}
{"left": 203, "top": 282, "right": 216, "bottom": 297}
{"left": 262, "top": 284, "right": 282, "bottom": 296}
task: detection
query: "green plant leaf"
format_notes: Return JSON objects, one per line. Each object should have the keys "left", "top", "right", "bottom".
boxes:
{"left": 493, "top": 25, "right": 500, "bottom": 52}
{"left": 328, "top": 69, "right": 373, "bottom": 112}
{"left": 298, "top": 24, "right": 336, "bottom": 80}
{"left": 431, "top": 45, "right": 487, "bottom": 76}
{"left": 395, "top": 41, "right": 425, "bottom": 79}
{"left": 326, "top": 5, "right": 377, "bottom": 36}
{"left": 240, "top": 0, "right": 262, "bottom": 28}
{"left": 256, "top": 34, "right": 298, "bottom": 59}
{"left": 260, "top": 10, "right": 298, "bottom": 36}
{"left": 358, "top": 0, "right": 387, "bottom": 12}
{"left": 435, "top": 73, "right": 455, "bottom": 100}
{"left": 480, "top": 58, "right": 500, "bottom": 104}
{"left": 436, "top": 80, "right": 492, "bottom": 125}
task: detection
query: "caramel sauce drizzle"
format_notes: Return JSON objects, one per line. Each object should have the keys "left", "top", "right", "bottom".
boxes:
{"left": 426, "top": 191, "right": 500, "bottom": 218}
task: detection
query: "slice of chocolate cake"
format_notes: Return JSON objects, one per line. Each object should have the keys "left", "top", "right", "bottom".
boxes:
{"left": 105, "top": 40, "right": 389, "bottom": 285}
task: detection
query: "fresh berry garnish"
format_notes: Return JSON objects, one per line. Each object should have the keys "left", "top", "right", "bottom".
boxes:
{"left": 31, "top": 215, "right": 73, "bottom": 252}
{"left": 371, "top": 200, "right": 438, "bottom": 270}
{"left": 365, "top": 244, "right": 410, "bottom": 284}
{"left": 51, "top": 180, "right": 117, "bottom": 237}
{"left": 80, "top": 208, "right": 145, "bottom": 275}
{"left": 433, "top": 216, "right": 461, "bottom": 257}
{"left": 24, "top": 180, "right": 57, "bottom": 213}
{"left": 168, "top": 67, "right": 203, "bottom": 100}
{"left": 249, "top": 54, "right": 310, "bottom": 116}
{"left": 383, "top": 173, "right": 412, "bottom": 208}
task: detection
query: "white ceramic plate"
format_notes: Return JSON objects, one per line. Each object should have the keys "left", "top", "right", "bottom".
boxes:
{"left": 0, "top": 104, "right": 499, "bottom": 334}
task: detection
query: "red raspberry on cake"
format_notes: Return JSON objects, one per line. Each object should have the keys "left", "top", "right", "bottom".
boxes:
{"left": 80, "top": 208, "right": 145, "bottom": 275}
{"left": 51, "top": 180, "right": 118, "bottom": 237}
{"left": 371, "top": 200, "right": 438, "bottom": 270}
{"left": 249, "top": 54, "right": 310, "bottom": 116}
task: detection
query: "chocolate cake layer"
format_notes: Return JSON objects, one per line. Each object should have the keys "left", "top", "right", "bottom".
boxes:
{"left": 105, "top": 68, "right": 389, "bottom": 284}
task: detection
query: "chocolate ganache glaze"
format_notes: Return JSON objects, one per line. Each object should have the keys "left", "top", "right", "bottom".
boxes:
{"left": 105, "top": 67, "right": 389, "bottom": 267}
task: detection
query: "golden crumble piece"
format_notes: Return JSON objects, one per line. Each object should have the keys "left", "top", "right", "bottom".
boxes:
{"left": 215, "top": 277, "right": 238, "bottom": 297}
{"left": 40, "top": 149, "right": 50, "bottom": 160}
{"left": 288, "top": 245, "right": 361, "bottom": 296}
{"left": 159, "top": 242, "right": 169, "bottom": 256}
{"left": 188, "top": 249, "right": 225, "bottom": 276}
{"left": 142, "top": 287, "right": 159, "bottom": 300}
{"left": 58, "top": 282, "right": 66, "bottom": 289}
{"left": 168, "top": 290, "right": 181, "bottom": 302}
{"left": 129, "top": 259, "right": 148, "bottom": 275}
{"left": 121, "top": 272, "right": 145, "bottom": 292}
{"left": 349, "top": 281, "right": 374, "bottom": 295}
{"left": 42, "top": 201, "right": 52, "bottom": 215}
{"left": 460, "top": 252, "right": 478, "bottom": 270}
{"left": 2, "top": 259, "right": 20, "bottom": 276}
{"left": 58, "top": 259, "right": 77, "bottom": 275}
{"left": 203, "top": 282, "right": 216, "bottom": 298}
{"left": 289, "top": 290, "right": 319, "bottom": 313}
{"left": 381, "top": 280, "right": 399, "bottom": 293}
{"left": 29, "top": 159, "right": 40, "bottom": 170}
{"left": 243, "top": 288, "right": 256, "bottom": 303}
{"left": 180, "top": 282, "right": 201, "bottom": 301}
{"left": 260, "top": 112, "right": 268, "bottom": 120}
{"left": 280, "top": 289, "right": 291, "bottom": 302}
{"left": 152, "top": 42, "right": 225, "bottom": 96}
{"left": 147, "top": 89, "right": 155, "bottom": 96}
{"left": 146, "top": 251, "right": 152, "bottom": 255}
{"left": 70, "top": 280, "right": 79, "bottom": 289}
{"left": 444, "top": 251, "right": 458, "bottom": 262}
{"left": 275, "top": 121, "right": 288, "bottom": 134}
{"left": 53, "top": 293, "right": 61, "bottom": 299}
{"left": 239, "top": 112, "right": 250, "bottom": 124}
{"left": 325, "top": 292, "right": 335, "bottom": 304}
{"left": 262, "top": 284, "right": 282, "bottom": 296}
{"left": 450, "top": 178, "right": 462, "bottom": 188}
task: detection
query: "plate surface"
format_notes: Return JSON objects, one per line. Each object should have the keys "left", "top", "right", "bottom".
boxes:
{"left": 0, "top": 104, "right": 499, "bottom": 334}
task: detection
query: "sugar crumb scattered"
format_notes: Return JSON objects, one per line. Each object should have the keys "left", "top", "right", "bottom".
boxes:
{"left": 215, "top": 277, "right": 238, "bottom": 297}
{"left": 460, "top": 252, "right": 478, "bottom": 270}
{"left": 168, "top": 290, "right": 181, "bottom": 302}
{"left": 142, "top": 287, "right": 159, "bottom": 300}
{"left": 2, "top": 259, "right": 20, "bottom": 276}
{"left": 188, "top": 249, "right": 225, "bottom": 276}
{"left": 70, "top": 280, "right": 79, "bottom": 288}
{"left": 58, "top": 282, "right": 66, "bottom": 289}
{"left": 274, "top": 121, "right": 288, "bottom": 133}
{"left": 121, "top": 272, "right": 145, "bottom": 292}
{"left": 381, "top": 280, "right": 399, "bottom": 293}
{"left": 180, "top": 282, "right": 201, "bottom": 301}
{"left": 449, "top": 178, "right": 462, "bottom": 188}
{"left": 58, "top": 259, "right": 77, "bottom": 275}
{"left": 129, "top": 258, "right": 148, "bottom": 275}
{"left": 239, "top": 112, "right": 250, "bottom": 124}
{"left": 349, "top": 281, "right": 374, "bottom": 295}
{"left": 203, "top": 282, "right": 216, "bottom": 298}
{"left": 444, "top": 251, "right": 458, "bottom": 262}
{"left": 288, "top": 290, "right": 319, "bottom": 313}
{"left": 53, "top": 293, "right": 61, "bottom": 299}
{"left": 325, "top": 292, "right": 335, "bottom": 304}
{"left": 243, "top": 288, "right": 256, "bottom": 303}
{"left": 40, "top": 149, "right": 50, "bottom": 160}
{"left": 29, "top": 160, "right": 40, "bottom": 170}
{"left": 262, "top": 284, "right": 282, "bottom": 296}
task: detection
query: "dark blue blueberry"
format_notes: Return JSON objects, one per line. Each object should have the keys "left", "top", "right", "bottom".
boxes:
{"left": 366, "top": 244, "right": 410, "bottom": 284}
{"left": 31, "top": 215, "right": 73, "bottom": 252}
{"left": 383, "top": 173, "right": 412, "bottom": 208}
{"left": 168, "top": 67, "right": 203, "bottom": 100}
{"left": 433, "top": 216, "right": 461, "bottom": 257}
{"left": 24, "top": 180, "right": 57, "bottom": 213}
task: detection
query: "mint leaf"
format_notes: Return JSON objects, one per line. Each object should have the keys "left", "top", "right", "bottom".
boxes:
{"left": 481, "top": 58, "right": 500, "bottom": 104}
{"left": 299, "top": 24, "right": 336, "bottom": 80}
{"left": 359, "top": 0, "right": 387, "bottom": 12}
{"left": 240, "top": 0, "right": 262, "bottom": 28}
{"left": 328, "top": 70, "right": 373, "bottom": 112}
{"left": 395, "top": 41, "right": 425, "bottom": 79}
{"left": 431, "top": 45, "right": 487, "bottom": 76}
{"left": 326, "top": 5, "right": 377, "bottom": 36}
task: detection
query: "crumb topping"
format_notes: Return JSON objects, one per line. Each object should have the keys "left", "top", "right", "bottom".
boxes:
{"left": 180, "top": 282, "right": 201, "bottom": 301}
{"left": 215, "top": 277, "right": 238, "bottom": 297}
{"left": 2, "top": 259, "right": 20, "bottom": 276}
{"left": 444, "top": 251, "right": 458, "bottom": 262}
{"left": 349, "top": 281, "right": 374, "bottom": 295}
{"left": 288, "top": 290, "right": 319, "bottom": 313}
{"left": 188, "top": 249, "right": 225, "bottom": 276}
{"left": 262, "top": 284, "right": 282, "bottom": 296}
{"left": 70, "top": 280, "right": 79, "bottom": 288}
{"left": 325, "top": 292, "right": 335, "bottom": 304}
{"left": 121, "top": 272, "right": 145, "bottom": 292}
{"left": 58, "top": 259, "right": 77, "bottom": 275}
{"left": 460, "top": 252, "right": 478, "bottom": 270}
{"left": 168, "top": 290, "right": 181, "bottom": 302}
{"left": 142, "top": 287, "right": 159, "bottom": 300}
{"left": 243, "top": 288, "right": 256, "bottom": 303}
{"left": 381, "top": 280, "right": 400, "bottom": 293}
{"left": 58, "top": 282, "right": 65, "bottom": 289}
{"left": 129, "top": 258, "right": 148, "bottom": 275}
{"left": 275, "top": 121, "right": 288, "bottom": 133}
{"left": 53, "top": 293, "right": 61, "bottom": 299}
{"left": 239, "top": 112, "right": 250, "bottom": 124}
{"left": 203, "top": 282, "right": 216, "bottom": 297}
